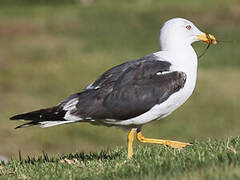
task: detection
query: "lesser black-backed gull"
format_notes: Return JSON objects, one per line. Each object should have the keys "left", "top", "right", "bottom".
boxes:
{"left": 10, "top": 18, "right": 216, "bottom": 158}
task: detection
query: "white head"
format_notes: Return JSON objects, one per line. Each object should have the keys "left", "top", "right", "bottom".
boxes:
{"left": 159, "top": 18, "right": 216, "bottom": 51}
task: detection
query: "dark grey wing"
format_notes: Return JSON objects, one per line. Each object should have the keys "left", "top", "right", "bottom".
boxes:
{"left": 87, "top": 54, "right": 170, "bottom": 90}
{"left": 70, "top": 56, "right": 186, "bottom": 120}
{"left": 10, "top": 54, "right": 186, "bottom": 128}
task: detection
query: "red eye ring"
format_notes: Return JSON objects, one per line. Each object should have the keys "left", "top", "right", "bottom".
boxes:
{"left": 186, "top": 25, "right": 191, "bottom": 30}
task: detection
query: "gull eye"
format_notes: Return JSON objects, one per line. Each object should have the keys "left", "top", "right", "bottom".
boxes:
{"left": 186, "top": 25, "right": 192, "bottom": 30}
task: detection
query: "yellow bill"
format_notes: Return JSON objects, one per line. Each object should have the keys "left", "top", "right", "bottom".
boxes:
{"left": 197, "top": 33, "right": 217, "bottom": 44}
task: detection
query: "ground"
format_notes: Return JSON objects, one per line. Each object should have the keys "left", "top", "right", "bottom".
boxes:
{"left": 1, "top": 137, "right": 240, "bottom": 179}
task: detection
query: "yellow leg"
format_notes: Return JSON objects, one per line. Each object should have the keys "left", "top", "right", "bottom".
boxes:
{"left": 136, "top": 129, "right": 191, "bottom": 149}
{"left": 127, "top": 128, "right": 136, "bottom": 159}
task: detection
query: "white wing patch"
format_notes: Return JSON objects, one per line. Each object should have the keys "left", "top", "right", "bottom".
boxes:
{"left": 156, "top": 71, "right": 171, "bottom": 75}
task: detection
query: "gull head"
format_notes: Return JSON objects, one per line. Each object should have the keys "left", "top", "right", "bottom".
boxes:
{"left": 159, "top": 18, "right": 216, "bottom": 51}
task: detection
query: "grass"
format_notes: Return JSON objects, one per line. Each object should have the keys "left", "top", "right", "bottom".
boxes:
{"left": 1, "top": 137, "right": 240, "bottom": 179}
{"left": 0, "top": 0, "right": 240, "bottom": 179}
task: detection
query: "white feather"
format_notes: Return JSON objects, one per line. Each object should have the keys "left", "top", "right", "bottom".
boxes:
{"left": 64, "top": 110, "right": 83, "bottom": 121}
{"left": 63, "top": 98, "right": 79, "bottom": 111}
{"left": 40, "top": 121, "right": 77, "bottom": 128}
{"left": 86, "top": 83, "right": 100, "bottom": 90}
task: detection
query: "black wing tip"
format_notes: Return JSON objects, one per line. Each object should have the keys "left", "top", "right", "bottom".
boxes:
{"left": 14, "top": 121, "right": 39, "bottom": 129}
{"left": 10, "top": 114, "right": 25, "bottom": 120}
{"left": 14, "top": 125, "right": 22, "bottom": 129}
{"left": 10, "top": 113, "right": 40, "bottom": 129}
{"left": 14, "top": 124, "right": 28, "bottom": 129}
{"left": 10, "top": 116, "right": 18, "bottom": 120}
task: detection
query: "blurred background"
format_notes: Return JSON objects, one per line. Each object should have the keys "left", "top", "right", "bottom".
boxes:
{"left": 0, "top": 0, "right": 239, "bottom": 159}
